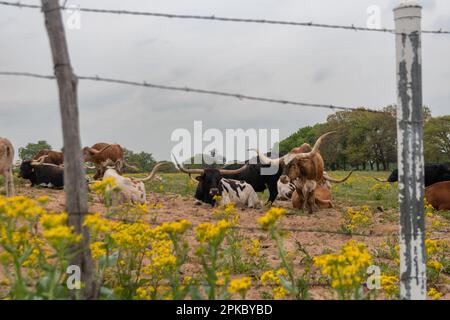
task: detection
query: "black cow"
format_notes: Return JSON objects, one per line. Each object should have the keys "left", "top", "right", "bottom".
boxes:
{"left": 221, "top": 159, "right": 282, "bottom": 204}
{"left": 378, "top": 164, "right": 450, "bottom": 187}
{"left": 19, "top": 160, "right": 64, "bottom": 188}
{"left": 173, "top": 158, "right": 256, "bottom": 206}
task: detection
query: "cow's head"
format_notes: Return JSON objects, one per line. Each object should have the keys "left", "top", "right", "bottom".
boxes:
{"left": 19, "top": 157, "right": 46, "bottom": 180}
{"left": 252, "top": 132, "right": 334, "bottom": 186}
{"left": 82, "top": 146, "right": 99, "bottom": 162}
{"left": 387, "top": 169, "right": 398, "bottom": 182}
{"left": 173, "top": 157, "right": 248, "bottom": 206}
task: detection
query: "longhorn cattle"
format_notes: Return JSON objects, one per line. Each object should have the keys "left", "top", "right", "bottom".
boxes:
{"left": 99, "top": 160, "right": 167, "bottom": 205}
{"left": 83, "top": 143, "right": 124, "bottom": 180}
{"left": 0, "top": 138, "right": 15, "bottom": 196}
{"left": 425, "top": 181, "right": 450, "bottom": 211}
{"left": 33, "top": 149, "right": 64, "bottom": 165}
{"left": 174, "top": 158, "right": 259, "bottom": 208}
{"left": 278, "top": 170, "right": 353, "bottom": 203}
{"left": 374, "top": 164, "right": 450, "bottom": 187}
{"left": 219, "top": 159, "right": 282, "bottom": 205}
{"left": 255, "top": 132, "right": 335, "bottom": 213}
{"left": 19, "top": 157, "right": 64, "bottom": 188}
{"left": 292, "top": 181, "right": 333, "bottom": 209}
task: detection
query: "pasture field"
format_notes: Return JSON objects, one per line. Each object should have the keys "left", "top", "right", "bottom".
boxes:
{"left": 0, "top": 171, "right": 449, "bottom": 300}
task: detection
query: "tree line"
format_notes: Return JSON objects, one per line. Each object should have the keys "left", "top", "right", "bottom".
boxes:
{"left": 276, "top": 106, "right": 450, "bottom": 171}
{"left": 18, "top": 141, "right": 177, "bottom": 173}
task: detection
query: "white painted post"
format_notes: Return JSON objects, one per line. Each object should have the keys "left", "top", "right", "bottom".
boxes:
{"left": 394, "top": 2, "right": 426, "bottom": 300}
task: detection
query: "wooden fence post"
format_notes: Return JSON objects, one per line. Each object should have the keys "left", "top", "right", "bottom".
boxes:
{"left": 41, "top": 0, "right": 95, "bottom": 299}
{"left": 394, "top": 2, "right": 426, "bottom": 300}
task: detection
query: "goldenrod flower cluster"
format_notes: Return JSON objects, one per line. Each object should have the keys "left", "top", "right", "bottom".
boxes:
{"left": 260, "top": 269, "right": 289, "bottom": 299}
{"left": 257, "top": 208, "right": 286, "bottom": 230}
{"left": 428, "top": 288, "right": 443, "bottom": 300}
{"left": 91, "top": 177, "right": 120, "bottom": 195}
{"left": 313, "top": 241, "right": 372, "bottom": 295}
{"left": 160, "top": 220, "right": 192, "bottom": 238}
{"left": 244, "top": 239, "right": 261, "bottom": 258}
{"left": 342, "top": 206, "right": 371, "bottom": 234}
{"left": 195, "top": 220, "right": 231, "bottom": 244}
{"left": 379, "top": 275, "right": 399, "bottom": 299}
{"left": 227, "top": 277, "right": 252, "bottom": 295}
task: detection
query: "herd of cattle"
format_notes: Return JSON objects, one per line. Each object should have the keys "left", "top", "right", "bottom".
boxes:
{"left": 1, "top": 134, "right": 450, "bottom": 211}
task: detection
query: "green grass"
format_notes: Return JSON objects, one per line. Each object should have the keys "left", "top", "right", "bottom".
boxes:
{"left": 136, "top": 170, "right": 399, "bottom": 210}
{"left": 0, "top": 170, "right": 425, "bottom": 214}
{"left": 329, "top": 171, "right": 398, "bottom": 209}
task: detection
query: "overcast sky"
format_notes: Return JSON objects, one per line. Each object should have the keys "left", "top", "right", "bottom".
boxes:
{"left": 1, "top": 0, "right": 449, "bottom": 161}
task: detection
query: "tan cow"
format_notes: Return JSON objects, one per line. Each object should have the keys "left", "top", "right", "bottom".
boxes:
{"left": 425, "top": 181, "right": 450, "bottom": 211}
{"left": 0, "top": 138, "right": 15, "bottom": 196}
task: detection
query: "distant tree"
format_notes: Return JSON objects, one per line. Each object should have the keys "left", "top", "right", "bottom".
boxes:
{"left": 183, "top": 153, "right": 226, "bottom": 169}
{"left": 424, "top": 116, "right": 450, "bottom": 163}
{"left": 123, "top": 148, "right": 156, "bottom": 173}
{"left": 277, "top": 105, "right": 448, "bottom": 171}
{"left": 18, "top": 140, "right": 52, "bottom": 160}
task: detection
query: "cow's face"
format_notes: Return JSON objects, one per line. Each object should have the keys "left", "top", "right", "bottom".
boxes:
{"left": 195, "top": 169, "right": 223, "bottom": 205}
{"left": 282, "top": 159, "right": 302, "bottom": 182}
{"left": 83, "top": 147, "right": 95, "bottom": 162}
{"left": 387, "top": 169, "right": 398, "bottom": 182}
{"left": 19, "top": 161, "right": 34, "bottom": 179}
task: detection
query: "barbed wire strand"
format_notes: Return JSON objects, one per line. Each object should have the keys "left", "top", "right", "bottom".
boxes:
{"left": 105, "top": 215, "right": 384, "bottom": 237}
{"left": 0, "top": 1, "right": 449, "bottom": 35}
{"left": 0, "top": 71, "right": 383, "bottom": 113}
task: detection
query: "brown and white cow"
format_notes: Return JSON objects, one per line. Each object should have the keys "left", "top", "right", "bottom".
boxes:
{"left": 0, "top": 138, "right": 15, "bottom": 196}
{"left": 281, "top": 171, "right": 353, "bottom": 209}
{"left": 83, "top": 143, "right": 125, "bottom": 180}
{"left": 255, "top": 132, "right": 335, "bottom": 213}
{"left": 99, "top": 160, "right": 167, "bottom": 205}
{"left": 425, "top": 181, "right": 450, "bottom": 211}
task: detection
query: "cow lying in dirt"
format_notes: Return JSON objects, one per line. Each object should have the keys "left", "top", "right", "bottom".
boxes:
{"left": 425, "top": 181, "right": 450, "bottom": 211}
{"left": 217, "top": 178, "right": 261, "bottom": 208}
{"left": 99, "top": 160, "right": 167, "bottom": 205}
{"left": 173, "top": 157, "right": 261, "bottom": 208}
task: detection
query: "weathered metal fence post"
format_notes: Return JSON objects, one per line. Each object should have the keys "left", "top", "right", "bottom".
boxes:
{"left": 394, "top": 2, "right": 426, "bottom": 300}
{"left": 41, "top": 0, "right": 95, "bottom": 299}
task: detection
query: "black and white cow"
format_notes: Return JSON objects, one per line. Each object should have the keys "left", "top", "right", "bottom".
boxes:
{"left": 173, "top": 158, "right": 260, "bottom": 208}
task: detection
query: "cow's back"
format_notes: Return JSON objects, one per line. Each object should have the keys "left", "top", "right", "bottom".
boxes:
{"left": 425, "top": 181, "right": 450, "bottom": 211}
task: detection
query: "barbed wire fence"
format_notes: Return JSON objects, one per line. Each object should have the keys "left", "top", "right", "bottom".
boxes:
{"left": 0, "top": 0, "right": 446, "bottom": 300}
{"left": 0, "top": 0, "right": 449, "bottom": 34}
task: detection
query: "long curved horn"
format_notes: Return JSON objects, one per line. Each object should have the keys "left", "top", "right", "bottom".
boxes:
{"left": 218, "top": 164, "right": 249, "bottom": 175}
{"left": 124, "top": 162, "right": 140, "bottom": 171}
{"left": 373, "top": 177, "right": 389, "bottom": 183}
{"left": 85, "top": 164, "right": 96, "bottom": 170}
{"left": 31, "top": 155, "right": 48, "bottom": 165}
{"left": 134, "top": 162, "right": 168, "bottom": 182}
{"left": 248, "top": 148, "right": 283, "bottom": 166}
{"left": 324, "top": 170, "right": 354, "bottom": 183}
{"left": 172, "top": 155, "right": 205, "bottom": 175}
{"left": 288, "top": 131, "right": 336, "bottom": 163}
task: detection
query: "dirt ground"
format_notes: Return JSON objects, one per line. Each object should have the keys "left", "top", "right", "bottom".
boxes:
{"left": 12, "top": 184, "right": 450, "bottom": 300}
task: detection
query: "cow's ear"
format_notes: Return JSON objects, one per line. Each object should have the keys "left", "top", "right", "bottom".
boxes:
{"left": 195, "top": 176, "right": 202, "bottom": 182}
